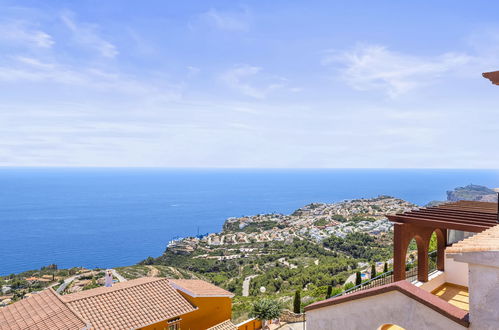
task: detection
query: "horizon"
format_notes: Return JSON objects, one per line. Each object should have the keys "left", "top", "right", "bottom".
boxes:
{"left": 1, "top": 1, "right": 499, "bottom": 168}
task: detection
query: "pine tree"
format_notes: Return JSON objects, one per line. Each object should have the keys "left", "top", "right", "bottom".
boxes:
{"left": 355, "top": 271, "right": 362, "bottom": 286}
{"left": 326, "top": 285, "right": 333, "bottom": 299}
{"left": 371, "top": 264, "right": 376, "bottom": 279}
{"left": 293, "top": 290, "right": 301, "bottom": 313}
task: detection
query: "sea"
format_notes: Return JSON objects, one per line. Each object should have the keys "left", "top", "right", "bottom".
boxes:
{"left": 1, "top": 168, "right": 498, "bottom": 276}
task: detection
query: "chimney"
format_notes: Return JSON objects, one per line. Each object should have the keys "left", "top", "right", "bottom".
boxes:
{"left": 105, "top": 270, "right": 113, "bottom": 287}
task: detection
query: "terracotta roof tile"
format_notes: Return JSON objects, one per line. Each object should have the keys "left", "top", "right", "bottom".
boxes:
{"left": 61, "top": 277, "right": 196, "bottom": 330}
{"left": 446, "top": 224, "right": 499, "bottom": 253}
{"left": 207, "top": 319, "right": 237, "bottom": 330}
{"left": 168, "top": 279, "right": 235, "bottom": 297}
{"left": 0, "top": 289, "right": 88, "bottom": 330}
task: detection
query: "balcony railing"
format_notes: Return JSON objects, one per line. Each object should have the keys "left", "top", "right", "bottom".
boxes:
{"left": 332, "top": 250, "right": 438, "bottom": 299}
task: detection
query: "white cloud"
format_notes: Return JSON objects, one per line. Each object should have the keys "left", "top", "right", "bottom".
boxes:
{"left": 0, "top": 20, "right": 54, "bottom": 48}
{"left": 324, "top": 44, "right": 471, "bottom": 97}
{"left": 199, "top": 8, "right": 250, "bottom": 31}
{"left": 220, "top": 65, "right": 285, "bottom": 99}
{"left": 61, "top": 11, "right": 118, "bottom": 58}
{"left": 0, "top": 56, "right": 182, "bottom": 101}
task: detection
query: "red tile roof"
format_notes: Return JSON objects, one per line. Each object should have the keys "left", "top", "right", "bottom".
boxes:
{"left": 304, "top": 281, "right": 469, "bottom": 327}
{"left": 483, "top": 71, "right": 499, "bottom": 85}
{"left": 207, "top": 319, "right": 237, "bottom": 330}
{"left": 61, "top": 277, "right": 196, "bottom": 330}
{"left": 446, "top": 224, "right": 499, "bottom": 253}
{"left": 0, "top": 289, "right": 88, "bottom": 330}
{"left": 169, "top": 279, "right": 235, "bottom": 298}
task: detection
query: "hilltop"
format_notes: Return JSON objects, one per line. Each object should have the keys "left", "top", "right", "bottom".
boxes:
{"left": 447, "top": 184, "right": 498, "bottom": 202}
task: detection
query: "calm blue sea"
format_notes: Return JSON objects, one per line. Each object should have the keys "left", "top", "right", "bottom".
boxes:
{"left": 1, "top": 168, "right": 498, "bottom": 275}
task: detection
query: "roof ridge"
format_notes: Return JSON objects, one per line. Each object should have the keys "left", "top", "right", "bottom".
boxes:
{"left": 48, "top": 288, "right": 90, "bottom": 327}
{"left": 62, "top": 276, "right": 166, "bottom": 302}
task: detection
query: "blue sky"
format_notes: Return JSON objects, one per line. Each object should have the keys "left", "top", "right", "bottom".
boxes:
{"left": 1, "top": 1, "right": 499, "bottom": 168}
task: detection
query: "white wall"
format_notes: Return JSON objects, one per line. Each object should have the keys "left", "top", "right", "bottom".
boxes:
{"left": 306, "top": 290, "right": 466, "bottom": 330}
{"left": 444, "top": 255, "right": 468, "bottom": 287}
{"left": 450, "top": 251, "right": 499, "bottom": 330}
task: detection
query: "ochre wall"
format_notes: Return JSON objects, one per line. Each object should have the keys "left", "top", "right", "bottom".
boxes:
{"left": 140, "top": 320, "right": 170, "bottom": 330}
{"left": 137, "top": 292, "right": 232, "bottom": 330}
{"left": 178, "top": 292, "right": 232, "bottom": 330}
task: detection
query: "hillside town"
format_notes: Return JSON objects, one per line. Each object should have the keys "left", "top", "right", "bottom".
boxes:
{"left": 167, "top": 196, "right": 416, "bottom": 255}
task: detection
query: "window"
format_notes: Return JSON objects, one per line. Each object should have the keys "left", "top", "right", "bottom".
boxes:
{"left": 167, "top": 318, "right": 181, "bottom": 330}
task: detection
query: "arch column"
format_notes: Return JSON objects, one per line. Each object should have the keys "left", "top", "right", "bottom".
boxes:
{"left": 393, "top": 223, "right": 411, "bottom": 281}
{"left": 434, "top": 228, "right": 447, "bottom": 271}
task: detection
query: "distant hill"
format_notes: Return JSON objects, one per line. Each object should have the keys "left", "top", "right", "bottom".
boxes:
{"left": 447, "top": 184, "right": 498, "bottom": 202}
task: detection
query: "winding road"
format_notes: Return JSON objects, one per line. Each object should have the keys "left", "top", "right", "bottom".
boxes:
{"left": 242, "top": 275, "right": 258, "bottom": 297}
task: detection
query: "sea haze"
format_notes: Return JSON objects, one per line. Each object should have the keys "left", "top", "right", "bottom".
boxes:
{"left": 1, "top": 168, "right": 498, "bottom": 275}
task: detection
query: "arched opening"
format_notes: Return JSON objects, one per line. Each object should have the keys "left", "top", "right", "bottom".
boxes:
{"left": 429, "top": 228, "right": 446, "bottom": 272}
{"left": 405, "top": 237, "right": 421, "bottom": 282}
{"left": 378, "top": 324, "right": 406, "bottom": 330}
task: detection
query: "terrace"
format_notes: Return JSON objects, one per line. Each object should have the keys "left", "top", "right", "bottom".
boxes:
{"left": 331, "top": 201, "right": 497, "bottom": 305}
{"left": 306, "top": 200, "right": 499, "bottom": 329}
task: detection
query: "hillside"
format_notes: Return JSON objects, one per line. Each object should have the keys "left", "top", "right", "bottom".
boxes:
{"left": 447, "top": 184, "right": 498, "bottom": 202}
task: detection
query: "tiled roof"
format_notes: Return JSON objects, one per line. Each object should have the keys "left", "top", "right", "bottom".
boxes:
{"left": 206, "top": 319, "right": 237, "bottom": 330}
{"left": 0, "top": 289, "right": 88, "bottom": 330}
{"left": 483, "top": 71, "right": 499, "bottom": 85}
{"left": 169, "top": 279, "right": 235, "bottom": 298}
{"left": 304, "top": 281, "right": 469, "bottom": 327}
{"left": 446, "top": 224, "right": 499, "bottom": 253}
{"left": 61, "top": 277, "right": 196, "bottom": 330}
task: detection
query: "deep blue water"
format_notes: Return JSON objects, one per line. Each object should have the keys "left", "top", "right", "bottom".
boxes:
{"left": 1, "top": 168, "right": 498, "bottom": 275}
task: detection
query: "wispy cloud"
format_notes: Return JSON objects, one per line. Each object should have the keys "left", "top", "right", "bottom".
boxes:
{"left": 324, "top": 44, "right": 471, "bottom": 97}
{"left": 61, "top": 11, "right": 118, "bottom": 58}
{"left": 0, "top": 56, "right": 182, "bottom": 101}
{"left": 220, "top": 65, "right": 286, "bottom": 99}
{"left": 0, "top": 20, "right": 54, "bottom": 48}
{"left": 198, "top": 8, "right": 250, "bottom": 31}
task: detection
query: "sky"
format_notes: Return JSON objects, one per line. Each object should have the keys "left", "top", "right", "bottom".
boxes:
{"left": 1, "top": 1, "right": 499, "bottom": 168}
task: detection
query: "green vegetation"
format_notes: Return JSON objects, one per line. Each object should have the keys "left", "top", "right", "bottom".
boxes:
{"left": 323, "top": 232, "right": 391, "bottom": 261}
{"left": 250, "top": 298, "right": 282, "bottom": 321}
{"left": 355, "top": 271, "right": 362, "bottom": 286}
{"left": 293, "top": 290, "right": 301, "bottom": 313}
{"left": 314, "top": 218, "right": 329, "bottom": 226}
{"left": 326, "top": 285, "right": 332, "bottom": 299}
{"left": 371, "top": 264, "right": 376, "bottom": 279}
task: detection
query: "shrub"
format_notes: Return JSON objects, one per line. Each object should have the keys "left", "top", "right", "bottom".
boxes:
{"left": 250, "top": 298, "right": 282, "bottom": 321}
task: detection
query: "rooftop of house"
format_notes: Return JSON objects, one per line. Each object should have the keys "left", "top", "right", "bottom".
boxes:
{"left": 0, "top": 288, "right": 88, "bottom": 330}
{"left": 1, "top": 277, "right": 233, "bottom": 330}
{"left": 446, "top": 224, "right": 499, "bottom": 253}
{"left": 207, "top": 319, "right": 238, "bottom": 330}
{"left": 61, "top": 277, "right": 196, "bottom": 330}
{"left": 169, "top": 279, "right": 235, "bottom": 298}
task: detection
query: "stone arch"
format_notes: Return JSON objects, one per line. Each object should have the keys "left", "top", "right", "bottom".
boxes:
{"left": 393, "top": 223, "right": 436, "bottom": 282}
